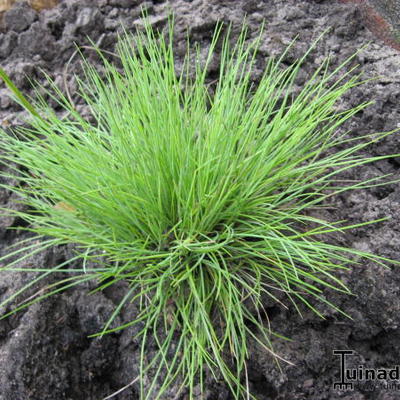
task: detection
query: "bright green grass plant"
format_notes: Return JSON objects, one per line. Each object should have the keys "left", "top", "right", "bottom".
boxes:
{"left": 0, "top": 20, "right": 397, "bottom": 399}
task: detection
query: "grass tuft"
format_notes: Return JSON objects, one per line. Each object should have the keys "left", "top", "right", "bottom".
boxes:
{"left": 0, "top": 19, "right": 397, "bottom": 399}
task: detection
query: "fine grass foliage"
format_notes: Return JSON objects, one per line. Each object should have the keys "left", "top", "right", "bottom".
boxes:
{"left": 0, "top": 20, "right": 397, "bottom": 399}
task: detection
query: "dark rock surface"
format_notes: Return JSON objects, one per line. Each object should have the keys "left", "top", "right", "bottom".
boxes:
{"left": 1, "top": 0, "right": 400, "bottom": 399}
{"left": 341, "top": 0, "right": 400, "bottom": 50}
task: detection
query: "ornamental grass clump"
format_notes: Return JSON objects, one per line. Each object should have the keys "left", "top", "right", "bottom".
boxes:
{"left": 0, "top": 21, "right": 396, "bottom": 399}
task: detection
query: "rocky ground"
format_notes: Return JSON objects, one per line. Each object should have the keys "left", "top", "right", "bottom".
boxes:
{"left": 1, "top": 1, "right": 400, "bottom": 399}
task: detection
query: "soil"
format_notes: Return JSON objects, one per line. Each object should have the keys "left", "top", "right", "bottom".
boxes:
{"left": 1, "top": 1, "right": 400, "bottom": 399}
